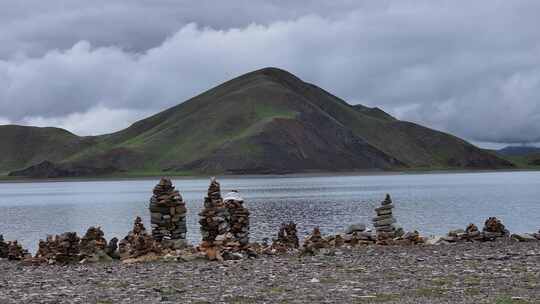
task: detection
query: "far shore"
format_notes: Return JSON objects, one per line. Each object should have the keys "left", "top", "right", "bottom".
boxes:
{"left": 0, "top": 168, "right": 539, "bottom": 184}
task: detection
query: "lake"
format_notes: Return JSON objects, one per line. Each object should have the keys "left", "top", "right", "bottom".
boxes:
{"left": 1, "top": 171, "right": 539, "bottom": 253}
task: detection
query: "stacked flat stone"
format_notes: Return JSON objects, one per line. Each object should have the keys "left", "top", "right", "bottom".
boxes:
{"left": 373, "top": 194, "right": 397, "bottom": 239}
{"left": 0, "top": 235, "right": 8, "bottom": 258}
{"left": 482, "top": 217, "right": 509, "bottom": 239}
{"left": 149, "top": 178, "right": 187, "bottom": 245}
{"left": 275, "top": 222, "right": 299, "bottom": 249}
{"left": 224, "top": 190, "right": 250, "bottom": 247}
{"left": 7, "top": 240, "right": 30, "bottom": 261}
{"left": 302, "top": 227, "right": 330, "bottom": 254}
{"left": 119, "top": 216, "right": 161, "bottom": 260}
{"left": 199, "top": 178, "right": 230, "bottom": 244}
{"left": 35, "top": 232, "right": 81, "bottom": 264}
{"left": 80, "top": 226, "right": 107, "bottom": 256}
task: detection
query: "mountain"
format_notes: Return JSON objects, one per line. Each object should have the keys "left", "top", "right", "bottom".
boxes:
{"left": 2, "top": 67, "right": 513, "bottom": 178}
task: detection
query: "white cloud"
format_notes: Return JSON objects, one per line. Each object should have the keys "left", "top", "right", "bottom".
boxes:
{"left": 17, "top": 106, "right": 154, "bottom": 136}
{"left": 1, "top": 1, "right": 540, "bottom": 143}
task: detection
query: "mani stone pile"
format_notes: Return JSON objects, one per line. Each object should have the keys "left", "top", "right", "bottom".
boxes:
{"left": 442, "top": 217, "right": 511, "bottom": 243}
{"left": 119, "top": 217, "right": 161, "bottom": 260}
{"left": 149, "top": 178, "right": 187, "bottom": 249}
{"left": 35, "top": 232, "right": 81, "bottom": 264}
{"left": 199, "top": 178, "right": 253, "bottom": 260}
{"left": 373, "top": 194, "right": 399, "bottom": 241}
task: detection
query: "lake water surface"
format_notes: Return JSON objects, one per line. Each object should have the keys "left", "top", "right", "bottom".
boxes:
{"left": 1, "top": 171, "right": 539, "bottom": 253}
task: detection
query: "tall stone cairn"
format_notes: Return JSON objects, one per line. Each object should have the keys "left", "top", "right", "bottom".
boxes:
{"left": 199, "top": 177, "right": 230, "bottom": 244}
{"left": 149, "top": 178, "right": 187, "bottom": 244}
{"left": 224, "top": 190, "right": 250, "bottom": 247}
{"left": 373, "top": 194, "right": 397, "bottom": 240}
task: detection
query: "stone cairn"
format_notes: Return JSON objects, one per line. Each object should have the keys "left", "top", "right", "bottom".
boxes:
{"left": 7, "top": 240, "right": 30, "bottom": 261}
{"left": 223, "top": 190, "right": 250, "bottom": 247}
{"left": 35, "top": 232, "right": 81, "bottom": 264}
{"left": 119, "top": 216, "right": 161, "bottom": 260}
{"left": 442, "top": 217, "right": 510, "bottom": 243}
{"left": 483, "top": 217, "right": 509, "bottom": 239}
{"left": 274, "top": 222, "right": 300, "bottom": 249}
{"left": 262, "top": 222, "right": 300, "bottom": 254}
{"left": 0, "top": 235, "right": 8, "bottom": 259}
{"left": 198, "top": 178, "right": 232, "bottom": 260}
{"left": 302, "top": 227, "right": 330, "bottom": 254}
{"left": 149, "top": 178, "right": 187, "bottom": 249}
{"left": 80, "top": 226, "right": 107, "bottom": 256}
{"left": 373, "top": 194, "right": 398, "bottom": 241}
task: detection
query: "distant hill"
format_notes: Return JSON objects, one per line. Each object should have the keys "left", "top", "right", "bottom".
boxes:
{"left": 496, "top": 146, "right": 540, "bottom": 168}
{"left": 497, "top": 146, "right": 540, "bottom": 157}
{"left": 2, "top": 67, "right": 513, "bottom": 178}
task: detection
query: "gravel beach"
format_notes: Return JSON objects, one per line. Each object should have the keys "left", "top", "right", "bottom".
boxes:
{"left": 1, "top": 241, "right": 539, "bottom": 304}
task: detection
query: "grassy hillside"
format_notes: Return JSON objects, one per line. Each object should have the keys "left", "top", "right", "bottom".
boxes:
{"left": 2, "top": 67, "right": 514, "bottom": 178}
{"left": 0, "top": 125, "right": 94, "bottom": 175}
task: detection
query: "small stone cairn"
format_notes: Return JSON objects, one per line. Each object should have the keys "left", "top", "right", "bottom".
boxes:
{"left": 223, "top": 190, "right": 250, "bottom": 247}
{"left": 373, "top": 194, "right": 398, "bottom": 241}
{"left": 35, "top": 232, "right": 81, "bottom": 264}
{"left": 149, "top": 178, "right": 187, "bottom": 249}
{"left": 0, "top": 235, "right": 28, "bottom": 260}
{"left": 80, "top": 226, "right": 107, "bottom": 256}
{"left": 483, "top": 217, "right": 509, "bottom": 239}
{"left": 442, "top": 217, "right": 510, "bottom": 243}
{"left": 119, "top": 217, "right": 161, "bottom": 260}
{"left": 274, "top": 222, "right": 300, "bottom": 249}
{"left": 0, "top": 235, "right": 8, "bottom": 258}
{"left": 302, "top": 227, "right": 330, "bottom": 254}
{"left": 262, "top": 222, "right": 300, "bottom": 254}
{"left": 7, "top": 240, "right": 30, "bottom": 261}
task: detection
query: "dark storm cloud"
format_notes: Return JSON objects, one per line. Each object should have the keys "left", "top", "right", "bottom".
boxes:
{"left": 0, "top": 0, "right": 539, "bottom": 143}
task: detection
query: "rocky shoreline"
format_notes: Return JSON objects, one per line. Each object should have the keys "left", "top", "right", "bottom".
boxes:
{"left": 1, "top": 177, "right": 539, "bottom": 303}
{"left": 0, "top": 241, "right": 538, "bottom": 303}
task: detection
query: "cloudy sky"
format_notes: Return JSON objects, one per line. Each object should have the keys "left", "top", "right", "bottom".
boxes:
{"left": 1, "top": 0, "right": 539, "bottom": 147}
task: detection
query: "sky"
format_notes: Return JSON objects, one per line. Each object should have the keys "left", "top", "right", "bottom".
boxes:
{"left": 1, "top": 0, "right": 539, "bottom": 148}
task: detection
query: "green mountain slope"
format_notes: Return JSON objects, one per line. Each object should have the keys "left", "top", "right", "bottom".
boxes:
{"left": 2, "top": 67, "right": 513, "bottom": 177}
{"left": 0, "top": 125, "right": 95, "bottom": 175}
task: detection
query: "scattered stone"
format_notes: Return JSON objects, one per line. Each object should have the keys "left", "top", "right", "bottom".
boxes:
{"left": 511, "top": 233, "right": 538, "bottom": 242}
{"left": 149, "top": 178, "right": 187, "bottom": 249}
{"left": 395, "top": 230, "right": 426, "bottom": 245}
{"left": 345, "top": 223, "right": 366, "bottom": 234}
{"left": 119, "top": 217, "right": 161, "bottom": 260}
